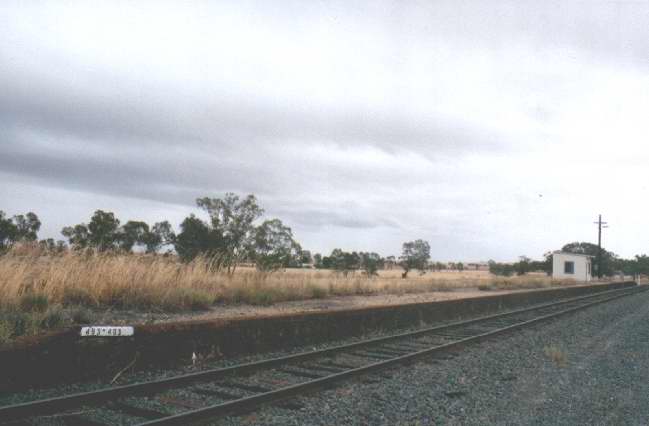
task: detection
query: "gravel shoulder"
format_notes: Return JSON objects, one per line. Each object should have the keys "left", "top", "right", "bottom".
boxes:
{"left": 218, "top": 287, "right": 649, "bottom": 426}
{"left": 96, "top": 282, "right": 618, "bottom": 326}
{"left": 103, "top": 288, "right": 513, "bottom": 325}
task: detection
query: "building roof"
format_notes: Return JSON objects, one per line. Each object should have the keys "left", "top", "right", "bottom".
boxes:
{"left": 552, "top": 250, "right": 595, "bottom": 258}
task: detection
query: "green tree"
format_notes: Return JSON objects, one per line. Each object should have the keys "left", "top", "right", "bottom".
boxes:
{"left": 328, "top": 248, "right": 360, "bottom": 276}
{"left": 87, "top": 210, "right": 121, "bottom": 251}
{"left": 62, "top": 210, "right": 121, "bottom": 251}
{"left": 13, "top": 212, "right": 41, "bottom": 241}
{"left": 488, "top": 260, "right": 515, "bottom": 277}
{"left": 300, "top": 250, "right": 313, "bottom": 266}
{"left": 634, "top": 255, "right": 649, "bottom": 277}
{"left": 0, "top": 211, "right": 42, "bottom": 250}
{"left": 321, "top": 254, "right": 333, "bottom": 269}
{"left": 360, "top": 252, "right": 383, "bottom": 277}
{"left": 251, "top": 219, "right": 301, "bottom": 272}
{"left": 174, "top": 214, "right": 223, "bottom": 263}
{"left": 196, "top": 193, "right": 264, "bottom": 274}
{"left": 119, "top": 220, "right": 150, "bottom": 252}
{"left": 313, "top": 253, "right": 323, "bottom": 268}
{"left": 514, "top": 256, "right": 531, "bottom": 276}
{"left": 142, "top": 221, "right": 175, "bottom": 254}
{"left": 400, "top": 239, "right": 431, "bottom": 278}
{"left": 61, "top": 224, "right": 90, "bottom": 249}
{"left": 562, "top": 241, "right": 616, "bottom": 277}
{"left": 528, "top": 252, "right": 552, "bottom": 275}
{"left": 0, "top": 211, "right": 18, "bottom": 250}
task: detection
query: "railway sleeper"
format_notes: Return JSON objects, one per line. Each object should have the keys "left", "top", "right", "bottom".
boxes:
{"left": 191, "top": 387, "right": 244, "bottom": 401}
{"left": 277, "top": 368, "right": 327, "bottom": 380}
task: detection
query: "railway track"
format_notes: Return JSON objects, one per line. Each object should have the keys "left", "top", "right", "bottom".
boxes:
{"left": 1, "top": 285, "right": 644, "bottom": 426}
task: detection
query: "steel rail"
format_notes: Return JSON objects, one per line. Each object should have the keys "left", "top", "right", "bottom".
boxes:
{"left": 139, "top": 285, "right": 646, "bottom": 425}
{"left": 0, "top": 284, "right": 642, "bottom": 424}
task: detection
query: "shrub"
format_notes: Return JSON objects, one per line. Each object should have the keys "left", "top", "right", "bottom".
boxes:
{"left": 62, "top": 287, "right": 96, "bottom": 307}
{"left": 0, "top": 320, "right": 13, "bottom": 344}
{"left": 488, "top": 262, "right": 515, "bottom": 277}
{"left": 306, "top": 283, "right": 328, "bottom": 299}
{"left": 0, "top": 311, "right": 32, "bottom": 338}
{"left": 544, "top": 345, "right": 567, "bottom": 367}
{"left": 19, "top": 293, "right": 49, "bottom": 313}
{"left": 39, "top": 306, "right": 65, "bottom": 330}
{"left": 69, "top": 306, "right": 95, "bottom": 324}
{"left": 161, "top": 288, "right": 214, "bottom": 312}
{"left": 248, "top": 288, "right": 280, "bottom": 306}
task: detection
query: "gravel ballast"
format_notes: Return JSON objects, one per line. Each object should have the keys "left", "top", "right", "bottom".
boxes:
{"left": 1, "top": 287, "right": 646, "bottom": 426}
{"left": 217, "top": 288, "right": 649, "bottom": 425}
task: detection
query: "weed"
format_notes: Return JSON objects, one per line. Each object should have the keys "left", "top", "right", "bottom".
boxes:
{"left": 39, "top": 306, "right": 65, "bottom": 330}
{"left": 4, "top": 311, "right": 31, "bottom": 336}
{"left": 62, "top": 287, "right": 96, "bottom": 307}
{"left": 0, "top": 320, "right": 13, "bottom": 344}
{"left": 69, "top": 306, "right": 95, "bottom": 324}
{"left": 544, "top": 345, "right": 568, "bottom": 367}
{"left": 248, "top": 289, "right": 279, "bottom": 306}
{"left": 19, "top": 293, "right": 49, "bottom": 313}
{"left": 306, "top": 284, "right": 328, "bottom": 299}
{"left": 161, "top": 288, "right": 214, "bottom": 312}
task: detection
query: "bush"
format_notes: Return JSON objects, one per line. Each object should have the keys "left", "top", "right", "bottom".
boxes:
{"left": 62, "top": 287, "right": 96, "bottom": 307}
{"left": 39, "top": 306, "right": 65, "bottom": 329}
{"left": 488, "top": 262, "right": 515, "bottom": 277}
{"left": 306, "top": 283, "right": 328, "bottom": 299}
{"left": 19, "top": 293, "right": 49, "bottom": 313}
{"left": 161, "top": 288, "right": 214, "bottom": 312}
{"left": 69, "top": 306, "right": 96, "bottom": 324}
{"left": 0, "top": 320, "right": 13, "bottom": 344}
{"left": 0, "top": 311, "right": 32, "bottom": 338}
{"left": 249, "top": 290, "right": 276, "bottom": 306}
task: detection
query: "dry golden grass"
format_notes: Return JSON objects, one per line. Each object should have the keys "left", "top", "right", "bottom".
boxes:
{"left": 0, "top": 245, "right": 590, "bottom": 342}
{"left": 0, "top": 246, "right": 579, "bottom": 313}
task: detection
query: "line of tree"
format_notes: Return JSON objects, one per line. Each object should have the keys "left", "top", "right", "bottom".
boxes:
{"left": 318, "top": 249, "right": 384, "bottom": 277}
{"left": 488, "top": 256, "right": 551, "bottom": 277}
{"left": 312, "top": 239, "right": 432, "bottom": 279}
{"left": 57, "top": 194, "right": 302, "bottom": 274}
{"left": 61, "top": 210, "right": 174, "bottom": 254}
{"left": 4, "top": 202, "right": 649, "bottom": 280}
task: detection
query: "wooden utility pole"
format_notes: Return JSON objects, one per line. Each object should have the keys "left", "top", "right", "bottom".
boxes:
{"left": 593, "top": 214, "right": 608, "bottom": 278}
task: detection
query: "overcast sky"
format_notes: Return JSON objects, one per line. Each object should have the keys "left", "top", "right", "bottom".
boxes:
{"left": 2, "top": 1, "right": 648, "bottom": 261}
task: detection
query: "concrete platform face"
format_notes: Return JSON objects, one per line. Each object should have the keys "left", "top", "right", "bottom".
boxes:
{"left": 0, "top": 281, "right": 636, "bottom": 391}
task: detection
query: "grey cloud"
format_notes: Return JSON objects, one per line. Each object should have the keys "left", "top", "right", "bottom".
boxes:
{"left": 0, "top": 71, "right": 505, "bottom": 159}
{"left": 274, "top": 208, "right": 401, "bottom": 230}
{"left": 2, "top": 0, "right": 649, "bottom": 260}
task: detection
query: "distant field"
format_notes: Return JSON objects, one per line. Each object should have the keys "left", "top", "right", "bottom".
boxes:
{"left": 0, "top": 246, "right": 591, "bottom": 342}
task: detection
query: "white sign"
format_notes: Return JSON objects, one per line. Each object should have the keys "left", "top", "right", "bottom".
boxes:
{"left": 80, "top": 326, "right": 134, "bottom": 337}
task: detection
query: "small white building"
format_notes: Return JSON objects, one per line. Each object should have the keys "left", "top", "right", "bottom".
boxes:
{"left": 552, "top": 251, "right": 593, "bottom": 282}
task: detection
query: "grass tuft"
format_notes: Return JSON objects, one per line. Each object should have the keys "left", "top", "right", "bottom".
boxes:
{"left": 69, "top": 306, "right": 96, "bottom": 324}
{"left": 39, "top": 306, "right": 65, "bottom": 330}
{"left": 19, "top": 293, "right": 49, "bottom": 313}
{"left": 544, "top": 345, "right": 568, "bottom": 367}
